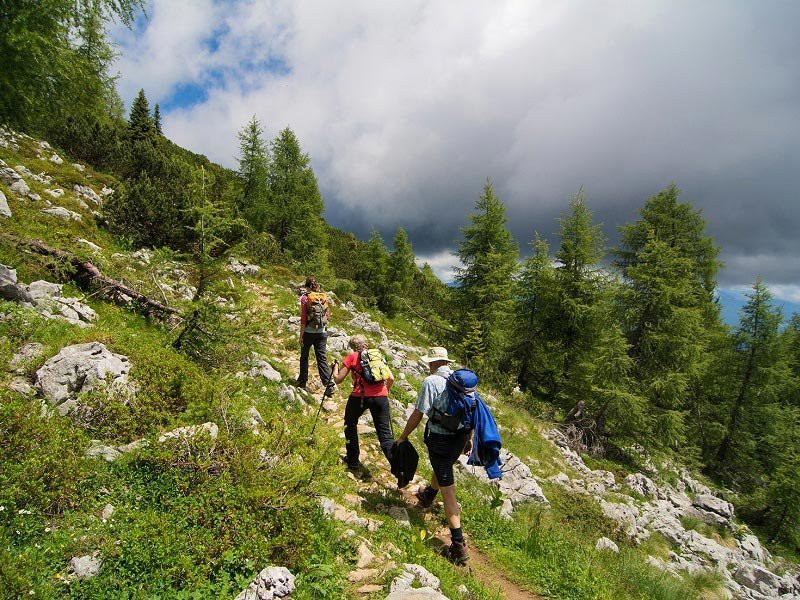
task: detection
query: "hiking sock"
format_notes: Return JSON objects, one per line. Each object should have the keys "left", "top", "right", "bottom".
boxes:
{"left": 450, "top": 527, "right": 464, "bottom": 544}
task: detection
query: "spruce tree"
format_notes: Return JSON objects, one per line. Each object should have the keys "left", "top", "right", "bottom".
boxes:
{"left": 237, "top": 116, "right": 270, "bottom": 232}
{"left": 389, "top": 227, "right": 416, "bottom": 295}
{"left": 455, "top": 180, "right": 518, "bottom": 374}
{"left": 153, "top": 103, "right": 163, "bottom": 135}
{"left": 129, "top": 89, "right": 154, "bottom": 141}
{"left": 266, "top": 127, "right": 328, "bottom": 274}
{"left": 361, "top": 229, "right": 389, "bottom": 307}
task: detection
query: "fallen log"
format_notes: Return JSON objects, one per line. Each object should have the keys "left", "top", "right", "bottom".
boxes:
{"left": 2, "top": 234, "right": 182, "bottom": 319}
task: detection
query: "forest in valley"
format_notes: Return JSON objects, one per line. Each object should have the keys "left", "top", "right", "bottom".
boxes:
{"left": 2, "top": 0, "right": 798, "bottom": 564}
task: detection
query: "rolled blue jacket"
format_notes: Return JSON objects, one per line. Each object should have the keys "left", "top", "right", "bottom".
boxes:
{"left": 467, "top": 394, "right": 503, "bottom": 479}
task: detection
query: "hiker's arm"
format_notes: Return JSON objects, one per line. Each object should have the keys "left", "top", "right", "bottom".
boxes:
{"left": 332, "top": 361, "right": 349, "bottom": 385}
{"left": 463, "top": 432, "right": 474, "bottom": 455}
{"left": 385, "top": 371, "right": 395, "bottom": 392}
{"left": 397, "top": 409, "right": 424, "bottom": 442}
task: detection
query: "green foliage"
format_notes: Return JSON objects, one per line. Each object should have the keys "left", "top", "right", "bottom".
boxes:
{"left": 237, "top": 115, "right": 270, "bottom": 232}
{"left": 0, "top": 393, "right": 92, "bottom": 516}
{"left": 0, "top": 0, "right": 141, "bottom": 136}
{"left": 128, "top": 88, "right": 155, "bottom": 141}
{"left": 456, "top": 180, "right": 518, "bottom": 375}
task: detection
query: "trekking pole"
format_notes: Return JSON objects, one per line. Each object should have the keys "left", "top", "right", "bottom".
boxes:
{"left": 309, "top": 394, "right": 326, "bottom": 438}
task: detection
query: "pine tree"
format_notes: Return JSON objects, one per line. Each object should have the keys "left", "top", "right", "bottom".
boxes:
{"left": 360, "top": 229, "right": 389, "bottom": 307}
{"left": 129, "top": 89, "right": 154, "bottom": 141}
{"left": 237, "top": 116, "right": 270, "bottom": 232}
{"left": 153, "top": 103, "right": 163, "bottom": 135}
{"left": 389, "top": 227, "right": 416, "bottom": 295}
{"left": 455, "top": 180, "right": 518, "bottom": 374}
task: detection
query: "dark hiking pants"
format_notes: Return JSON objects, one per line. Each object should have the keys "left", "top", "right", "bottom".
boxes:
{"left": 344, "top": 394, "right": 394, "bottom": 467}
{"left": 297, "top": 331, "right": 331, "bottom": 388}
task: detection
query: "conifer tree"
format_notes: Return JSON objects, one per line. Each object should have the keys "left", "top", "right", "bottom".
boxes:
{"left": 622, "top": 234, "right": 705, "bottom": 448}
{"left": 128, "top": 89, "right": 154, "bottom": 141}
{"left": 390, "top": 227, "right": 416, "bottom": 295}
{"left": 716, "top": 280, "right": 786, "bottom": 466}
{"left": 153, "top": 103, "right": 163, "bottom": 135}
{"left": 361, "top": 229, "right": 389, "bottom": 307}
{"left": 455, "top": 180, "right": 518, "bottom": 374}
{"left": 237, "top": 116, "right": 270, "bottom": 232}
{"left": 265, "top": 127, "right": 328, "bottom": 274}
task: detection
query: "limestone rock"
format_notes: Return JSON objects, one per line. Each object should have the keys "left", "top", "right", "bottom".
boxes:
{"left": 45, "top": 188, "right": 64, "bottom": 198}
{"left": 78, "top": 238, "right": 102, "bottom": 252}
{"left": 347, "top": 568, "right": 379, "bottom": 582}
{"left": 319, "top": 497, "right": 381, "bottom": 531}
{"left": 0, "top": 264, "right": 35, "bottom": 303}
{"left": 41, "top": 206, "right": 82, "bottom": 221}
{"left": 9, "top": 342, "right": 44, "bottom": 372}
{"left": 235, "top": 566, "right": 296, "bottom": 600}
{"left": 356, "top": 542, "right": 376, "bottom": 568}
{"left": 86, "top": 441, "right": 122, "bottom": 462}
{"left": 229, "top": 257, "right": 261, "bottom": 275}
{"left": 158, "top": 422, "right": 219, "bottom": 443}
{"left": 388, "top": 563, "right": 447, "bottom": 599}
{"left": 595, "top": 537, "right": 619, "bottom": 552}
{"left": 101, "top": 186, "right": 114, "bottom": 196}
{"left": 35, "top": 342, "right": 131, "bottom": 415}
{"left": 388, "top": 506, "right": 411, "bottom": 527}
{"left": 11, "top": 179, "right": 30, "bottom": 196}
{"left": 625, "top": 473, "right": 661, "bottom": 499}
{"left": 734, "top": 563, "right": 781, "bottom": 597}
{"left": 348, "top": 312, "right": 381, "bottom": 334}
{"left": 600, "top": 500, "right": 639, "bottom": 539}
{"left": 0, "top": 190, "right": 10, "bottom": 218}
{"left": 101, "top": 504, "right": 115, "bottom": 521}
{"left": 245, "top": 353, "right": 282, "bottom": 382}
{"left": 692, "top": 494, "right": 734, "bottom": 520}
{"left": 49, "top": 153, "right": 63, "bottom": 164}
{"left": 457, "top": 449, "right": 548, "bottom": 511}
{"left": 73, "top": 163, "right": 85, "bottom": 172}
{"left": 73, "top": 184, "right": 102, "bottom": 206}
{"left": 69, "top": 555, "right": 101, "bottom": 579}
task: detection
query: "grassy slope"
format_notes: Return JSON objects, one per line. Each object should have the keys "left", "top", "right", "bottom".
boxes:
{"left": 1, "top": 132, "right": 728, "bottom": 599}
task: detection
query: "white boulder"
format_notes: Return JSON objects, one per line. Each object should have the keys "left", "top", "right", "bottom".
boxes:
{"left": 235, "top": 566, "right": 296, "bottom": 600}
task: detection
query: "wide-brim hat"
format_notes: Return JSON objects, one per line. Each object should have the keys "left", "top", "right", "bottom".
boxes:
{"left": 420, "top": 347, "right": 452, "bottom": 363}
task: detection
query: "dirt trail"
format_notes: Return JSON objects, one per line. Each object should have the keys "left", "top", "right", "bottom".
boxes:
{"left": 427, "top": 530, "right": 543, "bottom": 600}
{"left": 254, "top": 282, "right": 545, "bottom": 598}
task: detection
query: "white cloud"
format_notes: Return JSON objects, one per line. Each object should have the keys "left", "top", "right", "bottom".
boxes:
{"left": 109, "top": 0, "right": 800, "bottom": 287}
{"left": 416, "top": 250, "right": 462, "bottom": 283}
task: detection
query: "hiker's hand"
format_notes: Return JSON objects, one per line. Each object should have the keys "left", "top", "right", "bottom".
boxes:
{"left": 463, "top": 438, "right": 473, "bottom": 456}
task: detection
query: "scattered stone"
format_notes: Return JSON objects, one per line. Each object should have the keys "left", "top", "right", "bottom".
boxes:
{"left": 85, "top": 441, "right": 122, "bottom": 462}
{"left": 319, "top": 497, "right": 381, "bottom": 531}
{"left": 9, "top": 342, "right": 44, "bottom": 372}
{"left": 78, "top": 238, "right": 102, "bottom": 252}
{"left": 625, "top": 473, "right": 660, "bottom": 499}
{"left": 348, "top": 568, "right": 379, "bottom": 582}
{"left": 8, "top": 377, "right": 35, "bottom": 396}
{"left": 0, "top": 264, "right": 34, "bottom": 303}
{"left": 27, "top": 192, "right": 41, "bottom": 201}
{"left": 235, "top": 566, "right": 295, "bottom": 600}
{"left": 10, "top": 179, "right": 30, "bottom": 196}
{"left": 388, "top": 563, "right": 447, "bottom": 599}
{"left": 0, "top": 190, "right": 10, "bottom": 218}
{"left": 45, "top": 188, "right": 64, "bottom": 198}
{"left": 41, "top": 206, "right": 82, "bottom": 221}
{"left": 388, "top": 506, "right": 411, "bottom": 527}
{"left": 49, "top": 153, "right": 64, "bottom": 164}
{"left": 322, "top": 400, "right": 337, "bottom": 412}
{"left": 69, "top": 555, "right": 101, "bottom": 579}
{"left": 243, "top": 353, "right": 282, "bottom": 382}
{"left": 278, "top": 384, "right": 297, "bottom": 403}
{"left": 100, "top": 186, "right": 114, "bottom": 196}
{"left": 595, "top": 537, "right": 619, "bottom": 552}
{"left": 101, "top": 504, "right": 115, "bottom": 521}
{"left": 356, "top": 542, "right": 376, "bottom": 568}
{"left": 229, "top": 256, "right": 261, "bottom": 275}
{"left": 348, "top": 312, "right": 381, "bottom": 334}
{"left": 158, "top": 422, "right": 219, "bottom": 443}
{"left": 692, "top": 494, "right": 734, "bottom": 520}
{"left": 73, "top": 163, "right": 85, "bottom": 172}
{"left": 358, "top": 584, "right": 383, "bottom": 594}
{"left": 457, "top": 449, "right": 548, "bottom": 512}
{"left": 35, "top": 342, "right": 131, "bottom": 415}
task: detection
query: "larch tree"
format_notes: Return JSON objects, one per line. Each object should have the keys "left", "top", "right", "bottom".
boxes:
{"left": 455, "top": 180, "right": 518, "bottom": 375}
{"left": 237, "top": 116, "right": 270, "bottom": 232}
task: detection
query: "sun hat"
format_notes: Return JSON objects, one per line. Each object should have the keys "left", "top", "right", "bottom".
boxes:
{"left": 420, "top": 347, "right": 452, "bottom": 363}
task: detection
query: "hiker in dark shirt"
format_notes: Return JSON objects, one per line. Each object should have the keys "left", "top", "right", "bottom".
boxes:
{"left": 331, "top": 334, "right": 395, "bottom": 471}
{"left": 297, "top": 276, "right": 335, "bottom": 397}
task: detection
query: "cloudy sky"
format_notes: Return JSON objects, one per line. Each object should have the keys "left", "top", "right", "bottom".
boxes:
{"left": 110, "top": 0, "right": 800, "bottom": 305}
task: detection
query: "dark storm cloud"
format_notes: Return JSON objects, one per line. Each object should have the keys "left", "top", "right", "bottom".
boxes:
{"left": 115, "top": 1, "right": 800, "bottom": 288}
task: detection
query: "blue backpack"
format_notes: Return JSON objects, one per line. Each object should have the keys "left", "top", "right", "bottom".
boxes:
{"left": 430, "top": 369, "right": 479, "bottom": 432}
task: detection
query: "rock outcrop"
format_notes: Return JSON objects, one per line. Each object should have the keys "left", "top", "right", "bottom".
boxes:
{"left": 35, "top": 342, "right": 131, "bottom": 416}
{"left": 235, "top": 566, "right": 295, "bottom": 600}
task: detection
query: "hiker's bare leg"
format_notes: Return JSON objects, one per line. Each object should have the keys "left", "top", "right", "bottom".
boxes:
{"left": 439, "top": 484, "right": 461, "bottom": 529}
{"left": 430, "top": 472, "right": 440, "bottom": 491}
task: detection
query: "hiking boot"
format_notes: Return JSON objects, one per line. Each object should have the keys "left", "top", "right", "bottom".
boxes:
{"left": 323, "top": 383, "right": 336, "bottom": 398}
{"left": 416, "top": 485, "right": 438, "bottom": 509}
{"left": 443, "top": 540, "right": 469, "bottom": 565}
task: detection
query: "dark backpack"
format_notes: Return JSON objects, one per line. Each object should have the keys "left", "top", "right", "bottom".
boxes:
{"left": 430, "top": 369, "right": 479, "bottom": 432}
